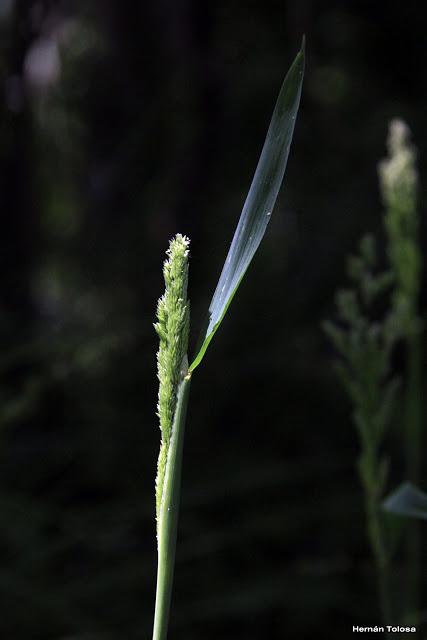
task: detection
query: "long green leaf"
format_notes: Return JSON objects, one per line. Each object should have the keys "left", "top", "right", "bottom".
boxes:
{"left": 190, "top": 39, "right": 305, "bottom": 372}
{"left": 383, "top": 482, "right": 427, "bottom": 520}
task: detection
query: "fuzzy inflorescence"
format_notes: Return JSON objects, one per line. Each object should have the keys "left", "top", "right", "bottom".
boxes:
{"left": 378, "top": 119, "right": 420, "bottom": 336}
{"left": 154, "top": 234, "right": 190, "bottom": 523}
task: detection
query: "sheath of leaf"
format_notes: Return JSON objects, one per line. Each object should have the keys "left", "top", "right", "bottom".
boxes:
{"left": 154, "top": 234, "right": 190, "bottom": 529}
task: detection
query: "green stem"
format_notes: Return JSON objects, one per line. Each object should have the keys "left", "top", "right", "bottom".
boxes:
{"left": 405, "top": 333, "right": 422, "bottom": 625}
{"left": 365, "top": 477, "right": 392, "bottom": 626}
{"left": 406, "top": 334, "right": 422, "bottom": 487}
{"left": 152, "top": 373, "right": 192, "bottom": 640}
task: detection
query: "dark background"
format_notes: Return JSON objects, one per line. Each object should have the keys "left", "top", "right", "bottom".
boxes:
{"left": 0, "top": 1, "right": 426, "bottom": 638}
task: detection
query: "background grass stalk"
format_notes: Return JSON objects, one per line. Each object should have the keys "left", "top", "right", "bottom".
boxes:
{"left": 379, "top": 119, "right": 422, "bottom": 625}
{"left": 363, "top": 462, "right": 392, "bottom": 624}
{"left": 323, "top": 235, "right": 399, "bottom": 625}
{"left": 152, "top": 373, "right": 191, "bottom": 640}
{"left": 404, "top": 334, "right": 422, "bottom": 625}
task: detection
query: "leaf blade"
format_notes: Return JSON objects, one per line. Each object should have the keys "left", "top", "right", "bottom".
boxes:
{"left": 383, "top": 482, "right": 427, "bottom": 520}
{"left": 190, "top": 40, "right": 305, "bottom": 372}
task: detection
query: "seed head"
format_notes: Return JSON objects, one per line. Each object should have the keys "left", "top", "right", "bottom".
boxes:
{"left": 154, "top": 234, "right": 190, "bottom": 522}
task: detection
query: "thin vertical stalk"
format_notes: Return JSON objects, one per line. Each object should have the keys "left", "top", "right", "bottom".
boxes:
{"left": 405, "top": 333, "right": 422, "bottom": 625}
{"left": 365, "top": 481, "right": 392, "bottom": 625}
{"left": 152, "top": 373, "right": 191, "bottom": 640}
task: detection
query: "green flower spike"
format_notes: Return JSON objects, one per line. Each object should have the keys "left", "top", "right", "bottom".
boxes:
{"left": 154, "top": 234, "right": 190, "bottom": 528}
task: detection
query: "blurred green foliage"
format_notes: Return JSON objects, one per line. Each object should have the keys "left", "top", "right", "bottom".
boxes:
{"left": 324, "top": 234, "right": 400, "bottom": 623}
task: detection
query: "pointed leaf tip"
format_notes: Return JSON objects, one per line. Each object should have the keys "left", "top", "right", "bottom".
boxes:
{"left": 189, "top": 44, "right": 304, "bottom": 372}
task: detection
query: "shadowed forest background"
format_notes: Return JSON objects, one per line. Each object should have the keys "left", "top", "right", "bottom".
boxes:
{"left": 1, "top": 1, "right": 426, "bottom": 638}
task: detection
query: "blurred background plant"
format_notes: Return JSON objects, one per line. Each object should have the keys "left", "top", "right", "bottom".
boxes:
{"left": 325, "top": 120, "right": 423, "bottom": 627}
{"left": 379, "top": 120, "right": 422, "bottom": 624}
{"left": 323, "top": 235, "right": 399, "bottom": 625}
{"left": 0, "top": 1, "right": 426, "bottom": 639}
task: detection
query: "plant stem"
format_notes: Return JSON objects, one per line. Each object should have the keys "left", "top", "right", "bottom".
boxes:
{"left": 152, "top": 373, "right": 191, "bottom": 640}
{"left": 364, "top": 463, "right": 392, "bottom": 625}
{"left": 405, "top": 333, "right": 422, "bottom": 625}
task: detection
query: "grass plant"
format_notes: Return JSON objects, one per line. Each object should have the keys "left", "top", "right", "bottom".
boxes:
{"left": 152, "top": 42, "right": 305, "bottom": 640}
{"left": 324, "top": 119, "right": 423, "bottom": 627}
{"left": 324, "top": 235, "right": 399, "bottom": 623}
{"left": 378, "top": 120, "right": 422, "bottom": 625}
